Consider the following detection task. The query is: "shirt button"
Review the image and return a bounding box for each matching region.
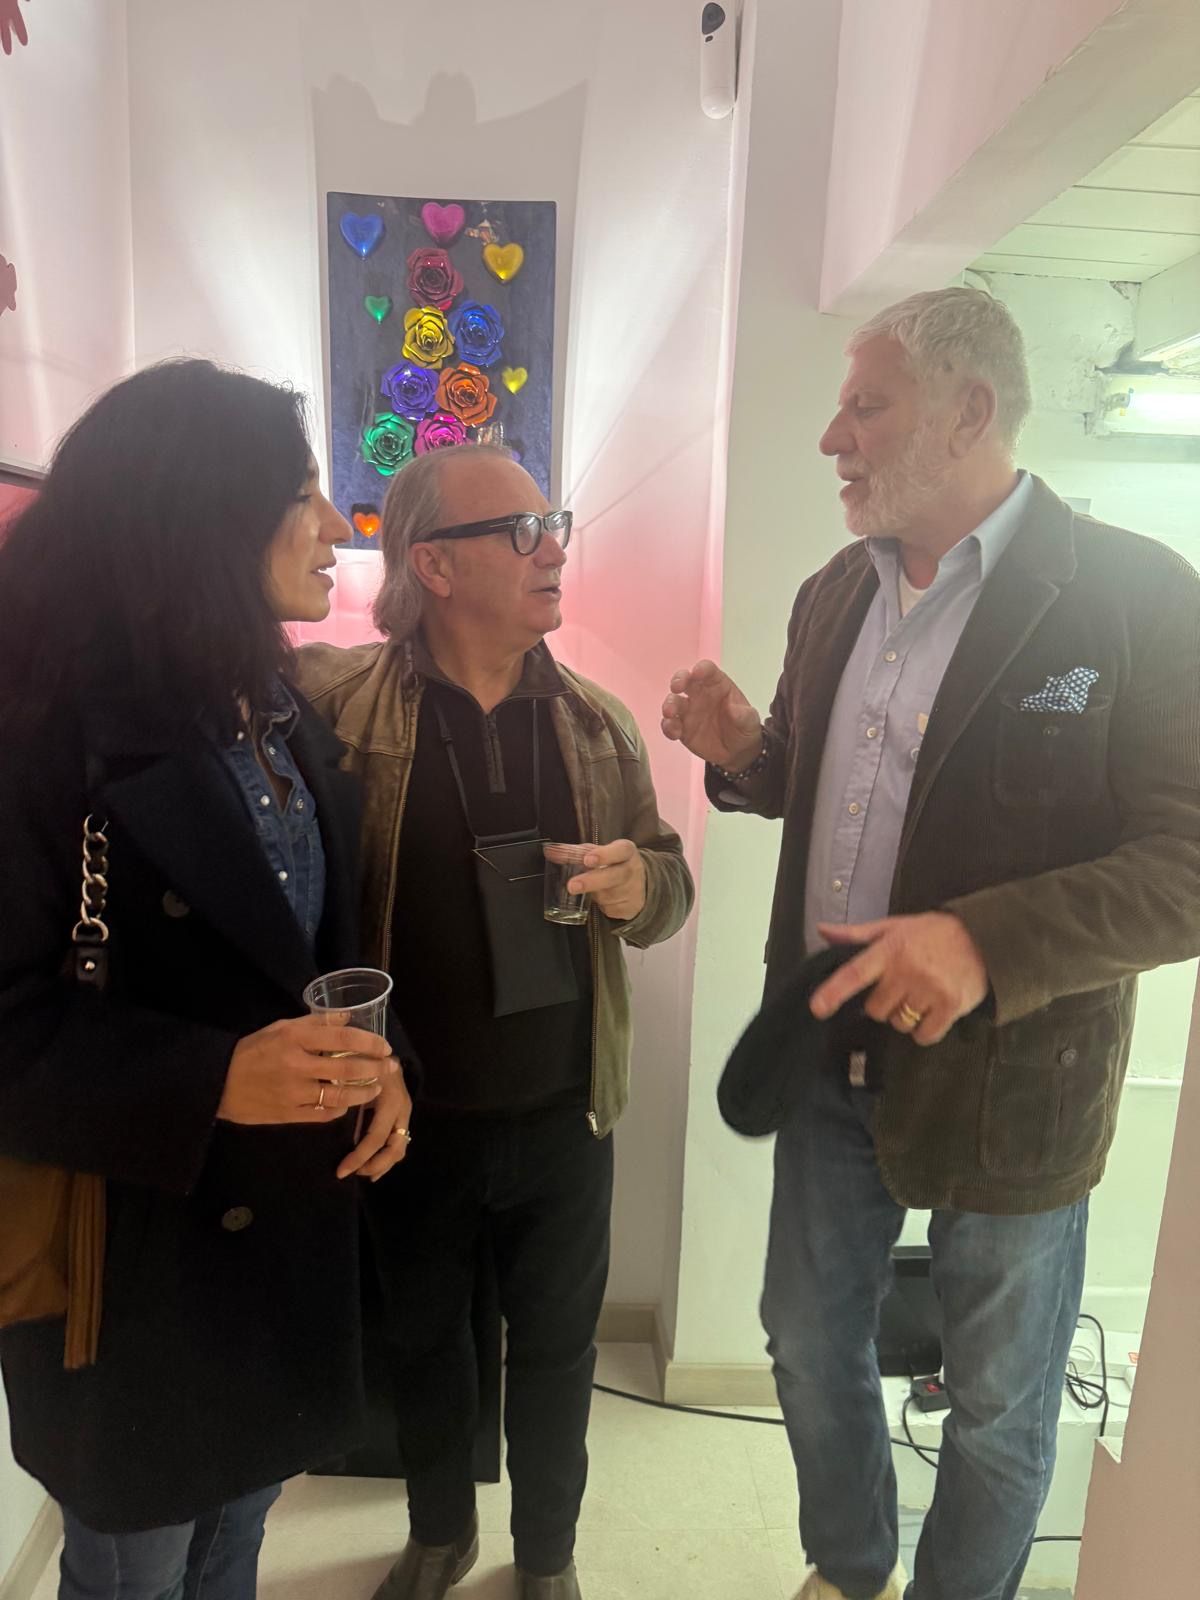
[848,802,861,816]
[267,745,277,756]
[885,651,898,663]
[866,727,879,740]
[259,795,271,807]
[236,731,246,742]
[911,748,921,763]
[832,879,844,892]
[295,798,305,811]
[221,1206,254,1233]
[1060,1047,1079,1068]
[278,870,289,883]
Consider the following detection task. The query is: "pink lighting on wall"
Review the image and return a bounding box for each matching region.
[290,549,384,648]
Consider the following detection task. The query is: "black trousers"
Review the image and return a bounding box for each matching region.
[367,1102,614,1575]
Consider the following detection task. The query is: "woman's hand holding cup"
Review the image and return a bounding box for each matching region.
[218,1015,393,1125]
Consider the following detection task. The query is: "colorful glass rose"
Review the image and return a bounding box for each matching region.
[436,363,498,428]
[415,413,468,454]
[448,300,505,369]
[402,306,455,369]
[361,411,415,476]
[380,362,440,420]
[405,247,464,312]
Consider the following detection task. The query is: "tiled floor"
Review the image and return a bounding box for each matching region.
[30,1344,1073,1599]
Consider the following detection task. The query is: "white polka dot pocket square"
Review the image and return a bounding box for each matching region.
[1020,667,1100,715]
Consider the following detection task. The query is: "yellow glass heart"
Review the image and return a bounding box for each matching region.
[501,367,528,394]
[484,242,525,283]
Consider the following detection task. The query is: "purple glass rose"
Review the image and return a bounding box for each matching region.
[381,362,440,421]
[415,413,468,453]
[448,300,505,369]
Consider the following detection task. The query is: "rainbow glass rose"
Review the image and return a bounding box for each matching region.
[448,300,505,368]
[402,306,455,369]
[405,247,464,311]
[361,411,415,476]
[436,363,498,428]
[381,362,439,420]
[415,413,468,454]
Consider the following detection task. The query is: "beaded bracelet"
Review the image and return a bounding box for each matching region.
[708,737,770,784]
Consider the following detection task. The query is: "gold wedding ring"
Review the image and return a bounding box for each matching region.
[316,1084,327,1111]
[897,1003,923,1029]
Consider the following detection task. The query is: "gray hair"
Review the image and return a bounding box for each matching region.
[372,443,512,637]
[849,286,1032,451]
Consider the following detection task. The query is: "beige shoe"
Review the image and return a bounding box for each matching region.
[795,1561,907,1600]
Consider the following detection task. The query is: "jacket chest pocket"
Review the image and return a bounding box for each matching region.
[993,692,1111,809]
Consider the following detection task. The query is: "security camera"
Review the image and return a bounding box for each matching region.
[700,2,737,120]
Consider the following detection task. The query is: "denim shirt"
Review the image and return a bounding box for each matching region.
[220,682,327,950]
[803,473,1033,953]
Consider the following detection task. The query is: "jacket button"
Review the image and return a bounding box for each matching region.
[221,1206,254,1232]
[1059,1047,1078,1068]
[162,891,190,918]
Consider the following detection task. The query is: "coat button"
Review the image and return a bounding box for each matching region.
[1059,1047,1078,1068]
[221,1206,254,1232]
[162,891,190,918]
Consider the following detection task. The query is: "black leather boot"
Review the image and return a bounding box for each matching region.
[370,1512,480,1600]
[516,1562,583,1600]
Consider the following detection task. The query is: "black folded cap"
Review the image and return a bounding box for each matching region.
[718,943,892,1137]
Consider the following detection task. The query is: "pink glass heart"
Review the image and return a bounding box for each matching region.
[421,202,466,248]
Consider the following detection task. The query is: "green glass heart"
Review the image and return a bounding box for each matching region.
[364,295,393,323]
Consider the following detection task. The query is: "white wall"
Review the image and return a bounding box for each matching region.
[0,0,133,466]
[670,0,854,1369]
[820,0,1200,316]
[0,1,134,1576]
[821,0,1125,308]
[124,0,737,1311]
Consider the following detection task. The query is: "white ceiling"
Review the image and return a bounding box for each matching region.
[974,90,1200,282]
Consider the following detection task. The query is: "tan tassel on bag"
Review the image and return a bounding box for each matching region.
[0,814,110,1368]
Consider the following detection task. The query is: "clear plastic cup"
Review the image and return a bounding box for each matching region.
[303,967,393,1086]
[543,843,591,926]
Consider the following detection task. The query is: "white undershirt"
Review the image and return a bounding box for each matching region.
[897,568,931,618]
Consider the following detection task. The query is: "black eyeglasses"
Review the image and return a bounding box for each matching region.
[426,510,573,557]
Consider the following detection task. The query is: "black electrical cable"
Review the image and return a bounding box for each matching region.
[1065,1313,1110,1439]
[594,1308,1112,1555]
[592,1382,932,1457]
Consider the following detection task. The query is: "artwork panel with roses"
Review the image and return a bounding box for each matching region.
[327,191,556,550]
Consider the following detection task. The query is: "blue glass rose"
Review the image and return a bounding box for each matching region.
[381,362,440,421]
[449,300,505,369]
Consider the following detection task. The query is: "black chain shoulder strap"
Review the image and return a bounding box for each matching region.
[70,813,110,992]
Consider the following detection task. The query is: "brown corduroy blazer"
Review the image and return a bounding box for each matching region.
[712,477,1200,1214]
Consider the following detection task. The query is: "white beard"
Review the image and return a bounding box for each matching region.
[843,422,954,539]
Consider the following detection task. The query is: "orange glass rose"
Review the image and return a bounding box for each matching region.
[436,362,498,428]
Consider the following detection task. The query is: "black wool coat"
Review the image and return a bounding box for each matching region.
[0,688,375,1531]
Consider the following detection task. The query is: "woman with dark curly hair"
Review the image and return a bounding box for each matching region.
[0,360,413,1600]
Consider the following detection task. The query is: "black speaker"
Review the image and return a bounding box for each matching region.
[876,1245,943,1378]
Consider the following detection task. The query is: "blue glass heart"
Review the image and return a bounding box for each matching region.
[340,212,385,258]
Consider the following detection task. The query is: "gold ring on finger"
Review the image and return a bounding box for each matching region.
[316,1084,327,1111]
[897,1002,923,1029]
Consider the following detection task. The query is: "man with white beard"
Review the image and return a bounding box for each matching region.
[662,287,1200,1600]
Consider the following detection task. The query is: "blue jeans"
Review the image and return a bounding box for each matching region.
[761,1061,1087,1600]
[58,1484,282,1600]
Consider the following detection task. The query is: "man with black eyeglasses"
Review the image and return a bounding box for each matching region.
[296,445,693,1600]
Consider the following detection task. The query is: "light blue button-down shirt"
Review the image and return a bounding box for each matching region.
[803,473,1032,954]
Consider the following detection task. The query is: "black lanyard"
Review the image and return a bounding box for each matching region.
[434,697,541,842]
